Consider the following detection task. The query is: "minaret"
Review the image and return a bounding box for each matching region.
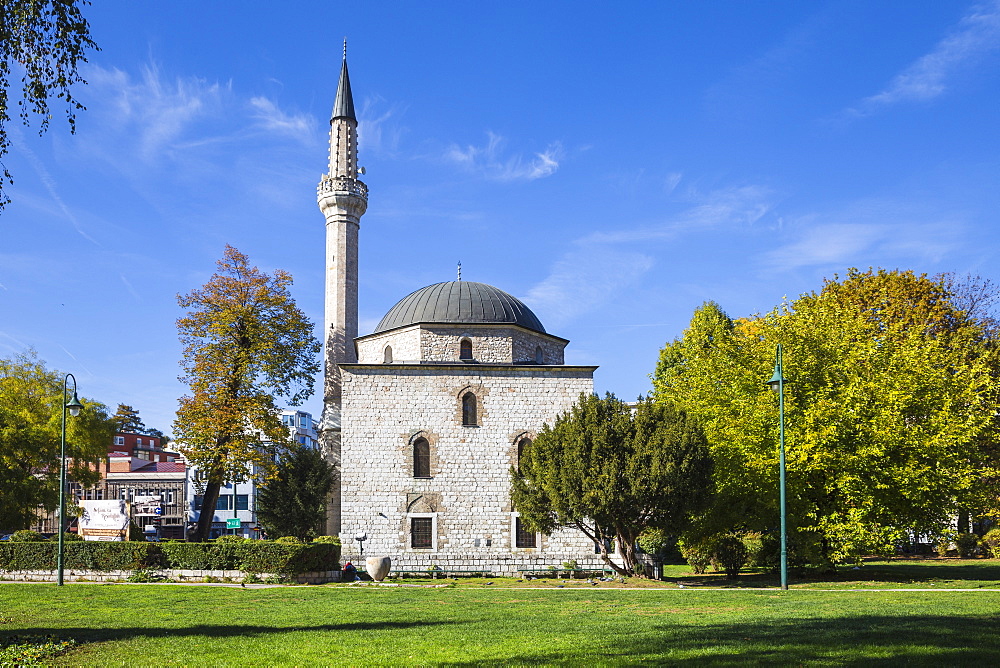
[317,42,367,536]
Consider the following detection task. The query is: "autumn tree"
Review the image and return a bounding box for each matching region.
[0,0,99,209]
[653,269,1000,565]
[256,445,334,541]
[0,350,113,530]
[511,393,713,576]
[112,404,145,434]
[174,246,321,542]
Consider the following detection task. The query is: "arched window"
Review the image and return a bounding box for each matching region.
[517,437,532,467]
[535,346,544,364]
[383,346,393,364]
[462,392,478,426]
[413,438,430,478]
[460,339,473,361]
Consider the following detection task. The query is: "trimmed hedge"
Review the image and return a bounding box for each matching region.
[0,538,340,575]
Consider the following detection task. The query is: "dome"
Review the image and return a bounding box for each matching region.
[374,281,545,334]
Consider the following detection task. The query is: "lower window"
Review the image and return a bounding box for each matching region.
[411,517,433,549]
[515,516,537,548]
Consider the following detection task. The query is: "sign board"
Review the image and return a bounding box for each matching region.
[133,495,162,515]
[80,500,129,541]
[226,517,241,529]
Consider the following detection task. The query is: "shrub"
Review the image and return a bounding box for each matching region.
[311,535,340,545]
[275,536,302,544]
[955,533,980,558]
[214,534,249,543]
[983,528,1000,558]
[679,538,713,574]
[53,532,84,542]
[935,531,954,558]
[711,533,749,579]
[0,539,340,575]
[741,532,765,567]
[9,530,45,542]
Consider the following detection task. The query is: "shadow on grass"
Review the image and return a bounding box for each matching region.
[1,620,461,645]
[443,614,1000,666]
[663,560,1000,588]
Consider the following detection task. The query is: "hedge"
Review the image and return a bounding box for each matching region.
[0,539,340,575]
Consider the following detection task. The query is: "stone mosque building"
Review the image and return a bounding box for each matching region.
[319,53,604,574]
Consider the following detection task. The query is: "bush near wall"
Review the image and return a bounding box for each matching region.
[0,542,163,571]
[0,539,340,575]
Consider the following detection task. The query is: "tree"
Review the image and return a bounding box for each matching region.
[0,350,113,530]
[173,246,321,542]
[653,269,1000,565]
[256,446,334,541]
[0,0,99,210]
[111,404,145,434]
[510,393,713,576]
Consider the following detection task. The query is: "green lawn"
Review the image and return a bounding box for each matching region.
[3,560,1000,665]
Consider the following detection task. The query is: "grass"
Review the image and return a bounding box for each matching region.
[3,560,1000,665]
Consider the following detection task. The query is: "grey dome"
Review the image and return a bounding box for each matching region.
[375,281,545,334]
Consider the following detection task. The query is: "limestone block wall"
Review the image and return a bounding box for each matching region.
[339,362,597,571]
[356,324,567,366]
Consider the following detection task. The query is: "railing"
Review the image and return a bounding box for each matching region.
[317,177,368,200]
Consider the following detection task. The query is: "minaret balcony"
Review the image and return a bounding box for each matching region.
[317,176,368,201]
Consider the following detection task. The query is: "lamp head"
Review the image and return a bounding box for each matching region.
[765,369,783,392]
[67,391,84,417]
[354,532,367,542]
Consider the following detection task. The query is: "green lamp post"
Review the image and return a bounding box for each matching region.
[764,344,788,591]
[57,374,84,586]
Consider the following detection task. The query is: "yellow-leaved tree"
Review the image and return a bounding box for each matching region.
[174,246,320,542]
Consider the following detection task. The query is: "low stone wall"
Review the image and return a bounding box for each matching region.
[0,569,344,584]
[374,553,617,577]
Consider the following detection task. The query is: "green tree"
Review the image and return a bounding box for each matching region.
[173,246,321,542]
[511,393,713,576]
[653,269,1000,565]
[0,0,99,210]
[256,446,334,541]
[111,404,145,434]
[0,350,113,530]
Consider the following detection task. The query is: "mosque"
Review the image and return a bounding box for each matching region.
[319,53,604,574]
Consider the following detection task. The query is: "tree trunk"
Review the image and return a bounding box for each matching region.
[191,478,222,542]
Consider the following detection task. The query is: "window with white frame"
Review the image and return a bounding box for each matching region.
[511,514,539,549]
[114,436,125,446]
[408,514,436,550]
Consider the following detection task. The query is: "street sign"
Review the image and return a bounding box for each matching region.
[154,507,162,515]
[226,518,241,529]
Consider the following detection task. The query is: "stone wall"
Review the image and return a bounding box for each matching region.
[339,362,597,570]
[355,324,567,365]
[0,569,344,584]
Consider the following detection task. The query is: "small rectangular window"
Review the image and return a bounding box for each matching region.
[236,495,249,511]
[114,436,125,446]
[411,517,433,549]
[515,517,536,548]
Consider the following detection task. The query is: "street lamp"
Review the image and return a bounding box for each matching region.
[57,374,84,586]
[355,531,367,560]
[764,344,788,591]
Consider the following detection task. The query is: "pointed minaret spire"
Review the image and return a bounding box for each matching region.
[331,40,356,122]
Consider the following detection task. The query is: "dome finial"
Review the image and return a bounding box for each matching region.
[457,261,462,281]
[343,37,347,61]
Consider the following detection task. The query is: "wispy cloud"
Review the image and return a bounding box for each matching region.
[10,125,99,245]
[761,208,963,272]
[526,183,772,326]
[848,1,1000,115]
[582,184,773,244]
[358,95,406,157]
[444,132,563,181]
[526,248,654,327]
[249,97,313,142]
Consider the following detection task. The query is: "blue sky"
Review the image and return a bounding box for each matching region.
[2,1,999,434]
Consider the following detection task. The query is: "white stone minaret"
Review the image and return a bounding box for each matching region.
[317,44,367,535]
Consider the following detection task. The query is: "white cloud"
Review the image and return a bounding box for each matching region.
[444,132,563,181]
[761,214,963,272]
[358,95,406,157]
[249,97,313,142]
[526,248,654,328]
[850,1,1000,115]
[582,184,773,244]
